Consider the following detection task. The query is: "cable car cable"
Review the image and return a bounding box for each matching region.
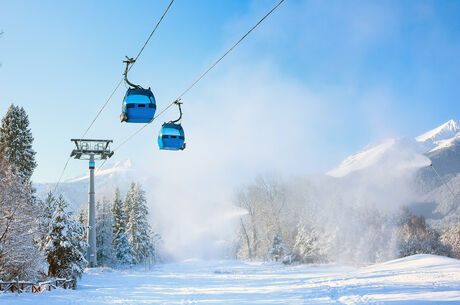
[132,0,175,64]
[52,0,175,193]
[52,156,72,194]
[80,0,175,140]
[430,163,458,201]
[96,0,286,173]
[176,0,285,102]
[80,78,124,141]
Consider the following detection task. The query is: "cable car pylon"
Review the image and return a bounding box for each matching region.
[70,139,114,267]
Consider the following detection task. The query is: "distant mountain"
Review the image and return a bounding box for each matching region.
[326,137,428,178]
[327,119,460,178]
[416,119,460,152]
[416,119,460,182]
[327,119,460,226]
[35,159,143,211]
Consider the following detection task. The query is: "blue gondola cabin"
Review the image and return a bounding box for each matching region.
[158,123,186,150]
[121,88,156,123]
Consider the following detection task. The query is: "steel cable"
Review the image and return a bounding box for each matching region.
[52,0,175,192]
[430,163,458,201]
[96,0,286,174]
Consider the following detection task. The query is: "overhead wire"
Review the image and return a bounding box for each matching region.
[95,0,286,174]
[80,0,175,141]
[95,101,174,174]
[430,163,458,201]
[132,0,175,64]
[52,156,72,194]
[52,0,175,193]
[175,0,285,101]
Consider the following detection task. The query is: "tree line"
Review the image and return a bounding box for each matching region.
[234,176,460,264]
[0,104,160,285]
[78,184,161,267]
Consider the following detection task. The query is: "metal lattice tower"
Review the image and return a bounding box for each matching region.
[70,139,114,267]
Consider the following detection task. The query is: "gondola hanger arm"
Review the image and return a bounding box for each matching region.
[169,100,183,124]
[123,56,143,89]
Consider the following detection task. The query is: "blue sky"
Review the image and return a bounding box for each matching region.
[1,0,460,184]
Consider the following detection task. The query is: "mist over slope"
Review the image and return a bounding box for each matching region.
[34,120,460,259]
[327,119,460,227]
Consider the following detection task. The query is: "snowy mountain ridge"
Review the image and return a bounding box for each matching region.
[326,138,398,177]
[416,119,460,145]
[328,119,460,177]
[35,159,140,211]
[66,159,133,183]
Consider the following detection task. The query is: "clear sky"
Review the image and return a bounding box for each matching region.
[1,0,460,184]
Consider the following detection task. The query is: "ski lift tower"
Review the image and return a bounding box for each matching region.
[70,139,114,267]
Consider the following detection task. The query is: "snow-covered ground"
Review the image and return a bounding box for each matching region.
[2,255,460,304]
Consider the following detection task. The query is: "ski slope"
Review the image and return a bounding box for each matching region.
[2,255,460,304]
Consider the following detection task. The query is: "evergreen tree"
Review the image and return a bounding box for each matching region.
[114,230,136,266]
[112,188,123,248]
[96,199,114,266]
[125,183,154,263]
[112,187,136,266]
[38,192,57,251]
[77,204,88,227]
[45,195,87,281]
[269,232,285,262]
[76,204,88,261]
[133,183,154,263]
[124,183,138,258]
[0,104,36,183]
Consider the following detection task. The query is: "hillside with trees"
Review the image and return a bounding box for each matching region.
[0,105,161,285]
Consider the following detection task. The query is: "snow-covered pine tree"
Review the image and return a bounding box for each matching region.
[45,195,87,282]
[112,187,136,266]
[0,104,37,183]
[76,204,88,261]
[270,232,286,262]
[96,198,114,266]
[127,183,154,263]
[114,231,136,266]
[0,157,43,281]
[124,182,136,246]
[77,204,88,227]
[38,192,57,251]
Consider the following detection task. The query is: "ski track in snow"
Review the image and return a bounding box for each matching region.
[2,255,460,304]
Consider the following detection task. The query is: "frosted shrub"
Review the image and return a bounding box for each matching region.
[398,214,452,257]
[441,222,460,258]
